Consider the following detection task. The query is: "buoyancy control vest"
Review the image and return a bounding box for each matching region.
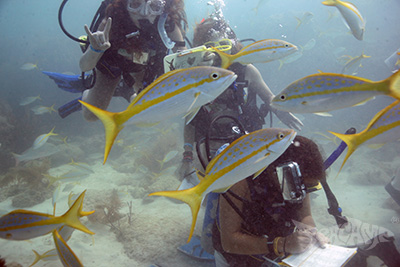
[96,14,176,90]
[190,62,266,142]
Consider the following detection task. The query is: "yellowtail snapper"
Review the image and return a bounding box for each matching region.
[149,128,296,242]
[0,190,94,240]
[79,66,237,164]
[329,100,400,175]
[271,71,400,114]
[212,39,298,69]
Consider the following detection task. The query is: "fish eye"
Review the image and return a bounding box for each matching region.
[285,44,289,47]
[210,72,219,79]
[277,132,285,139]
[279,94,287,101]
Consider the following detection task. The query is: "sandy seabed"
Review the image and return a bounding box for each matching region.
[0,127,399,267]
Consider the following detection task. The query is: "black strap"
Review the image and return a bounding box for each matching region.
[221,192,248,222]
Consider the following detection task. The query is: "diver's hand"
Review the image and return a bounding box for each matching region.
[198,51,216,66]
[313,231,330,248]
[271,107,303,131]
[284,230,313,254]
[84,17,112,52]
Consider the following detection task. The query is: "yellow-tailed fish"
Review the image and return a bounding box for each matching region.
[322,0,365,41]
[329,100,400,174]
[53,229,83,267]
[341,52,370,75]
[295,11,314,30]
[271,71,400,114]
[149,128,296,242]
[20,95,41,106]
[21,63,38,70]
[212,39,298,69]
[30,249,58,267]
[79,66,237,163]
[0,190,94,240]
[32,127,58,150]
[252,0,269,15]
[31,104,56,115]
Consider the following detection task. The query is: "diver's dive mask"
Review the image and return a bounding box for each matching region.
[276,161,306,204]
[127,0,165,16]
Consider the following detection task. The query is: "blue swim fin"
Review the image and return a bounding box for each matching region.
[42,71,88,93]
[58,97,82,119]
[177,236,215,261]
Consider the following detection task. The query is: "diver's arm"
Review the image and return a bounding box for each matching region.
[168,23,187,52]
[296,194,316,227]
[219,180,277,255]
[79,18,111,72]
[245,64,303,131]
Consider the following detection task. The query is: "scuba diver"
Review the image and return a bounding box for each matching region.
[177,17,303,187]
[214,135,329,266]
[44,0,188,119]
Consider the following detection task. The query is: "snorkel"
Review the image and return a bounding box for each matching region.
[158,13,175,49]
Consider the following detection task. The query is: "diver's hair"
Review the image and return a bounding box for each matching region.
[269,135,326,187]
[192,18,243,54]
[104,0,187,53]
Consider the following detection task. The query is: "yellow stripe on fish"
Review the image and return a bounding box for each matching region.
[149,128,296,242]
[212,39,298,69]
[322,0,365,40]
[329,100,400,175]
[79,66,237,164]
[0,190,94,240]
[53,229,83,267]
[271,71,400,114]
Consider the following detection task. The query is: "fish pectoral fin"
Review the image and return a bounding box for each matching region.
[184,107,201,125]
[313,112,333,117]
[254,152,271,164]
[352,97,375,107]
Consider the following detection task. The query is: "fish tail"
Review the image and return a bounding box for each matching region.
[78,100,125,164]
[29,250,41,267]
[61,190,95,236]
[387,70,400,100]
[328,131,359,176]
[278,60,284,70]
[149,187,202,242]
[321,0,338,6]
[295,16,301,29]
[211,47,234,69]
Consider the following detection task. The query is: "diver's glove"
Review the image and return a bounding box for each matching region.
[84,17,112,53]
[270,106,303,131]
